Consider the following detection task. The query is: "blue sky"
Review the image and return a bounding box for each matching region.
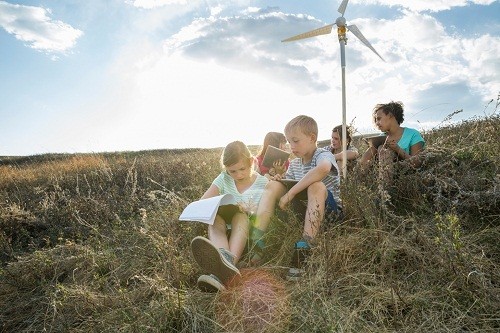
[1,0,499,156]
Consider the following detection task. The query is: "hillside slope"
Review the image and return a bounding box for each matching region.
[0,115,498,332]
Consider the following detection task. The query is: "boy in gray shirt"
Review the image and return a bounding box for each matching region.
[251,115,342,281]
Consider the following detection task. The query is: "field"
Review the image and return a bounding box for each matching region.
[1,114,499,332]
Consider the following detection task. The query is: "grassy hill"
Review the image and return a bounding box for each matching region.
[0,114,499,332]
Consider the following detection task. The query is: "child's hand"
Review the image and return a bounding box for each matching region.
[384,139,399,152]
[278,192,292,210]
[271,173,283,181]
[273,160,286,176]
[238,201,257,215]
[383,139,406,159]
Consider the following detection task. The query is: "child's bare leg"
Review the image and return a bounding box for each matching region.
[208,215,229,250]
[253,181,286,232]
[248,181,286,265]
[227,212,249,264]
[303,182,327,241]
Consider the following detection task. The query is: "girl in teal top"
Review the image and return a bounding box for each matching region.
[361,101,425,165]
[360,101,425,184]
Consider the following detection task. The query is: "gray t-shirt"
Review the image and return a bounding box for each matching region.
[285,148,341,206]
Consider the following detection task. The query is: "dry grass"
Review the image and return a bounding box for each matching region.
[1,114,499,332]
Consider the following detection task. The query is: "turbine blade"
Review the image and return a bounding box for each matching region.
[282,24,334,42]
[338,0,349,16]
[347,24,385,62]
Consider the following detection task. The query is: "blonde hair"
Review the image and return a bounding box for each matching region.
[221,141,253,168]
[284,115,318,139]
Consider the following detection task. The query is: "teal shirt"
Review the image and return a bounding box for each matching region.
[398,127,425,154]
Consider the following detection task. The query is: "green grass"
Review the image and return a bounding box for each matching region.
[0,114,499,332]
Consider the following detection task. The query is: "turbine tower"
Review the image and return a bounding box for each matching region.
[282,0,385,178]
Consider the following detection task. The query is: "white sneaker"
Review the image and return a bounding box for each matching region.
[286,267,305,282]
[197,274,226,292]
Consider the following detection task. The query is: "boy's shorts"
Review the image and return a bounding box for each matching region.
[289,189,343,224]
[325,189,343,224]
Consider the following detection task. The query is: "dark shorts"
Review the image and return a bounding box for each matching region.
[289,189,343,224]
[324,190,343,224]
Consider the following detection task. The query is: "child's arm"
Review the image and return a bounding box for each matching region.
[334,149,359,162]
[408,142,424,167]
[200,184,220,200]
[279,159,331,209]
[386,141,424,167]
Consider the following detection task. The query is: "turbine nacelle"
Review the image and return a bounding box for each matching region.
[335,16,346,27]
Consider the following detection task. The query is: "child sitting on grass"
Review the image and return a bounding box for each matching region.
[360,101,425,186]
[190,141,268,292]
[250,115,342,281]
[255,131,290,179]
[323,124,359,176]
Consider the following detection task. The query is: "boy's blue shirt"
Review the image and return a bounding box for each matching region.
[285,148,341,206]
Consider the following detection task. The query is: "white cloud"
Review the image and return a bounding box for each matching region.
[358,0,497,12]
[75,49,336,152]
[160,7,498,105]
[162,10,336,94]
[460,34,500,96]
[365,11,500,98]
[0,1,83,54]
[130,0,187,9]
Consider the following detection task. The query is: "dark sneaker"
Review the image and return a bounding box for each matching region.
[287,239,310,282]
[286,267,305,282]
[190,236,240,285]
[197,274,226,292]
[290,240,310,269]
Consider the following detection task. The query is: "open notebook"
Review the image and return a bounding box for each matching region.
[179,194,239,225]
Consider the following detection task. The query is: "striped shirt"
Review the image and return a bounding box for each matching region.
[212,171,269,214]
[285,148,341,206]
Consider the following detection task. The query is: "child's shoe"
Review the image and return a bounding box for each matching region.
[248,226,266,266]
[197,274,226,292]
[191,236,240,285]
[286,267,305,282]
[286,239,310,282]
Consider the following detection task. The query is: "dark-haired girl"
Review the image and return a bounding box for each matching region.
[360,101,425,183]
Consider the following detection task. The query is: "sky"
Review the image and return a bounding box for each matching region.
[1,0,499,156]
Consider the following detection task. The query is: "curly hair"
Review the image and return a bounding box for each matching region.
[373,101,405,125]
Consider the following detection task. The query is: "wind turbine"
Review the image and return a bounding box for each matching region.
[282,0,385,179]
